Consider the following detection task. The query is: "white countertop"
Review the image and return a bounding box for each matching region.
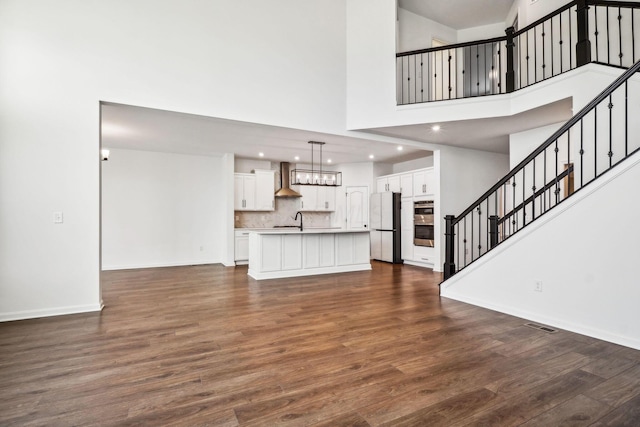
[246,228,369,235]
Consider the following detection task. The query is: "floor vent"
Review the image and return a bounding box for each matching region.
[524,323,557,333]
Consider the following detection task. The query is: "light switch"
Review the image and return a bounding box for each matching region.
[53,211,63,224]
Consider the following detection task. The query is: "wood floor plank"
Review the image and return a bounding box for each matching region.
[0,263,639,426]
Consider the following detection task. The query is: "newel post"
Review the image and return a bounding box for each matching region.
[576,0,592,66]
[444,215,456,280]
[505,26,516,93]
[489,215,499,249]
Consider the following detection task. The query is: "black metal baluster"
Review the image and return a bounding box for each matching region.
[625,80,628,156]
[455,222,459,272]
[580,118,584,188]
[618,7,623,67]
[471,209,474,261]
[544,148,547,213]
[567,131,571,198]
[401,57,405,105]
[633,9,636,64]
[441,50,444,100]
[527,31,530,86]
[609,94,613,168]
[420,54,424,102]
[551,16,554,76]
[448,49,452,100]
[522,169,526,225]
[456,49,459,99]
[463,217,467,268]
[491,43,496,94]
[413,55,418,104]
[560,12,564,72]
[553,139,560,206]
[535,26,538,82]
[476,46,480,96]
[595,6,600,62]
[607,6,611,65]
[478,204,483,258]
[532,158,536,220]
[594,108,598,177]
[542,22,547,80]
[512,179,516,232]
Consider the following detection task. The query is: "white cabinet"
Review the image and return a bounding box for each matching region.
[401,199,414,261]
[282,235,302,270]
[377,173,414,197]
[234,174,256,210]
[413,245,435,266]
[234,230,251,263]
[400,173,413,197]
[377,175,401,193]
[234,170,275,211]
[413,168,434,196]
[304,234,335,268]
[298,185,336,211]
[254,169,275,211]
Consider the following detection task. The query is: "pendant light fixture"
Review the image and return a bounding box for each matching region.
[290,141,342,187]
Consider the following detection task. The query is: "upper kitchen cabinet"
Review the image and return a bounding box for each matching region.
[400,173,413,197]
[234,170,275,211]
[376,175,400,193]
[254,169,276,211]
[234,174,256,210]
[298,185,336,211]
[413,168,435,197]
[376,172,414,197]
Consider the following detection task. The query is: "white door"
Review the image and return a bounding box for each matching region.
[380,192,393,230]
[347,186,369,230]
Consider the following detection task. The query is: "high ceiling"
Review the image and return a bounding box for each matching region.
[398,0,515,30]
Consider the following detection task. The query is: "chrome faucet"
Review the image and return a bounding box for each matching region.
[294,211,303,231]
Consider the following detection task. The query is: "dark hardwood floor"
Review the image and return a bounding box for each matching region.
[1,262,640,426]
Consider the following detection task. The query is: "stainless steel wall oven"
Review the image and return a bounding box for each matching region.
[414,200,434,247]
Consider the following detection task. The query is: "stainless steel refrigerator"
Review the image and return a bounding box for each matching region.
[370,192,402,263]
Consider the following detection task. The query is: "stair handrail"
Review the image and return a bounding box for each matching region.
[444,58,640,279]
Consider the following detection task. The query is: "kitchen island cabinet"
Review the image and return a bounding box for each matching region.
[248,229,370,280]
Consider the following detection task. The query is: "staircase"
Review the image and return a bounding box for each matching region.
[443,58,640,280]
[423,2,640,349]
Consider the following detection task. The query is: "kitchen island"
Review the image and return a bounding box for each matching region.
[248,229,371,280]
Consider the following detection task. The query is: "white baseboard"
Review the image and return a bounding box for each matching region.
[0,303,104,323]
[102,260,220,271]
[441,292,640,351]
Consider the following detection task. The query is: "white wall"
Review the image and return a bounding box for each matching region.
[457,23,506,43]
[509,122,564,168]
[437,146,510,271]
[441,150,640,350]
[392,155,434,173]
[0,0,348,320]
[102,149,224,270]
[396,8,457,52]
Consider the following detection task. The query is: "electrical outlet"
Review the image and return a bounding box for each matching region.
[199,246,204,252]
[534,280,543,292]
[53,211,63,224]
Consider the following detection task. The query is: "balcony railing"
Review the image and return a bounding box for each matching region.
[397,0,640,105]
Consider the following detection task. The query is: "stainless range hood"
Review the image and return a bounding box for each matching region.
[274,162,302,198]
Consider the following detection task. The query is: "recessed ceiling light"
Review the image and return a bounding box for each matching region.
[327,159,332,163]
[258,152,264,157]
[432,125,441,132]
[294,156,300,161]
[369,154,374,159]
[397,146,403,151]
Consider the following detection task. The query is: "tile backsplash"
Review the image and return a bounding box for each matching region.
[235,198,333,228]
